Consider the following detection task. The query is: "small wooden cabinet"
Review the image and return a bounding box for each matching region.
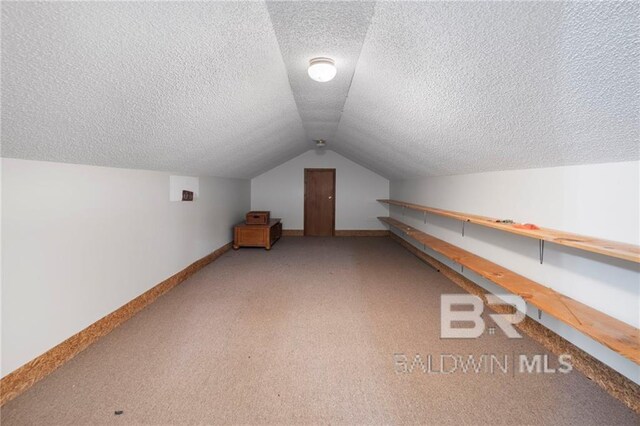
[233,218,282,250]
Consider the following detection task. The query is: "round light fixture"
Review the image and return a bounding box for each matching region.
[308,57,336,82]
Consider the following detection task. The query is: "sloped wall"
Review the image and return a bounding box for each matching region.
[1,158,250,377]
[389,160,640,384]
[251,150,389,231]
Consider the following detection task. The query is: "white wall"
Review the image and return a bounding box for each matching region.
[1,158,250,377]
[390,160,640,384]
[251,150,389,230]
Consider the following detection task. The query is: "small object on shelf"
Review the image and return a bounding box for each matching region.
[246,211,270,225]
[495,219,514,224]
[514,223,540,230]
[234,218,282,250]
[182,190,194,201]
[377,198,640,263]
[377,215,640,364]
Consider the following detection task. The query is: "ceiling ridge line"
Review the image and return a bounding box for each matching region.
[332,0,379,144]
[263,0,307,140]
[267,0,378,149]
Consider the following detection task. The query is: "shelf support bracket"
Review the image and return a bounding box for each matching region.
[538,309,542,320]
[539,240,545,264]
[424,211,427,224]
[461,264,464,273]
[462,221,465,237]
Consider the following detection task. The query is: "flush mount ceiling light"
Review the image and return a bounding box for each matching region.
[314,139,326,148]
[308,57,336,82]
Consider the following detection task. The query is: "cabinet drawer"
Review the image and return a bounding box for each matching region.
[235,227,268,247]
[233,218,282,250]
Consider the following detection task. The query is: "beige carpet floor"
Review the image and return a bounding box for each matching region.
[1,237,638,425]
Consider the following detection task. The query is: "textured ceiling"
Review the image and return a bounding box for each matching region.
[267,1,374,144]
[2,1,638,180]
[1,1,306,179]
[335,1,639,179]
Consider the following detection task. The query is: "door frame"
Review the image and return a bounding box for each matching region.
[304,168,336,236]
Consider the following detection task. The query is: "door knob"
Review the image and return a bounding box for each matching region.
[329,196,333,199]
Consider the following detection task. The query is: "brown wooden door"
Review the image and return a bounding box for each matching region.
[304,168,335,236]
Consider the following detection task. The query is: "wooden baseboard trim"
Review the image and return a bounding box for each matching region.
[283,229,390,237]
[389,233,640,414]
[0,242,233,407]
[335,230,390,237]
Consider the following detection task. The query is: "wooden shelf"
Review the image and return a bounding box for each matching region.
[378,199,640,264]
[379,216,640,364]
